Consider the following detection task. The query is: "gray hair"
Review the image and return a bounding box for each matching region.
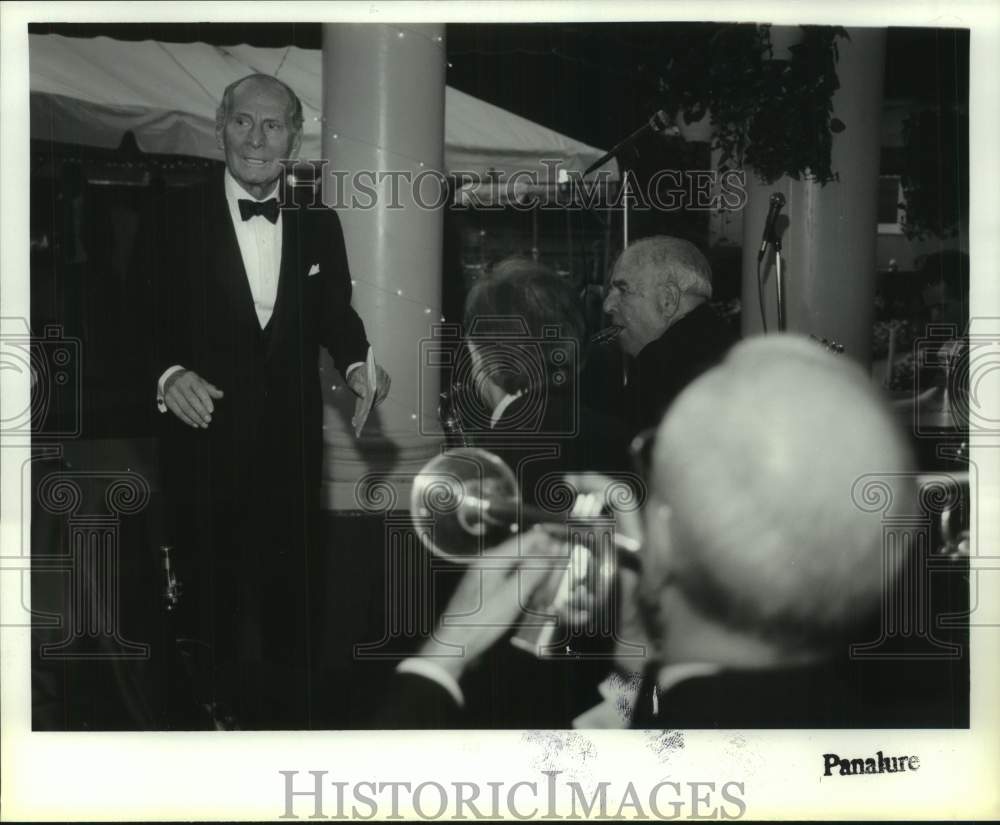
[615,236,713,300]
[216,73,304,134]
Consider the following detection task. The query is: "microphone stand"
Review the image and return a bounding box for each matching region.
[575,111,674,388]
[622,174,631,248]
[581,110,674,252]
[759,194,788,333]
[774,233,787,332]
[582,110,670,179]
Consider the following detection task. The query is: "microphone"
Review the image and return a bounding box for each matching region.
[647,109,674,135]
[757,192,786,263]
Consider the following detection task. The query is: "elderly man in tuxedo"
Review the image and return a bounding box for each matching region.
[151,73,388,728]
[376,336,935,728]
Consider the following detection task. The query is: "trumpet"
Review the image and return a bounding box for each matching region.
[410,448,640,561]
[410,448,641,656]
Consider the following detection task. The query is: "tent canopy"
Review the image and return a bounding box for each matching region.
[29,34,617,195]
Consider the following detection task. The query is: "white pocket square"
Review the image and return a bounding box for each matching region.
[308,263,321,276]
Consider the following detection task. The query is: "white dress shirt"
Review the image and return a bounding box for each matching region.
[223,169,283,329]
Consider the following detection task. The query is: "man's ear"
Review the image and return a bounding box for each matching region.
[639,501,676,586]
[648,502,673,551]
[289,129,303,160]
[658,282,681,320]
[466,340,483,370]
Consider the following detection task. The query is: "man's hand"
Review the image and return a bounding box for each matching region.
[163,369,224,429]
[562,472,644,543]
[562,472,652,674]
[416,528,569,682]
[347,362,391,408]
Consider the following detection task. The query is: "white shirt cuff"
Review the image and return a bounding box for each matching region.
[395,658,465,708]
[156,365,185,413]
[490,389,524,429]
[344,361,364,382]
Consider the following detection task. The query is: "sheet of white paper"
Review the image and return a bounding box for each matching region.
[351,346,377,437]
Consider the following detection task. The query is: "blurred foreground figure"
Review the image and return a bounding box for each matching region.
[378,336,932,728]
[612,335,917,726]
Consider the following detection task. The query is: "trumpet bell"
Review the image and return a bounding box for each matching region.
[409,446,642,658]
[410,448,519,561]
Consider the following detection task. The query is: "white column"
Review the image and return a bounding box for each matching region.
[320,24,447,510]
[741,28,886,369]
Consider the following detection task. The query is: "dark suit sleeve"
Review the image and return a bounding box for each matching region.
[371,672,467,729]
[318,207,369,375]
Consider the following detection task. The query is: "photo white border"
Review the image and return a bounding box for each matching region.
[2,1,998,820]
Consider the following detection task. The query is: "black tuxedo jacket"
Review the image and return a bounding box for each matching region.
[147,173,369,716]
[629,657,967,728]
[374,656,966,730]
[151,173,368,502]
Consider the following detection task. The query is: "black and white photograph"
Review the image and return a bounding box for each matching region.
[2,1,998,821]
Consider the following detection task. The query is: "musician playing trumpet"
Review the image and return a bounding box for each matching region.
[419,257,627,727]
[380,337,939,730]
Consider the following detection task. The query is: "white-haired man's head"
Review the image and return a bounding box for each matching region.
[603,236,713,356]
[637,335,916,667]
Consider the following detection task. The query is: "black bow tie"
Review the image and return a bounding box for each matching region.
[238,198,280,224]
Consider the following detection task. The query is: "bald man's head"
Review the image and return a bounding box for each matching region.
[642,336,916,654]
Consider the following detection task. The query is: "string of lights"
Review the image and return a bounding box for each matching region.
[317,128,441,176]
[393,26,447,54]
[348,275,447,324]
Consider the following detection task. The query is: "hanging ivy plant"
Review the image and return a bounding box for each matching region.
[658,24,849,185]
